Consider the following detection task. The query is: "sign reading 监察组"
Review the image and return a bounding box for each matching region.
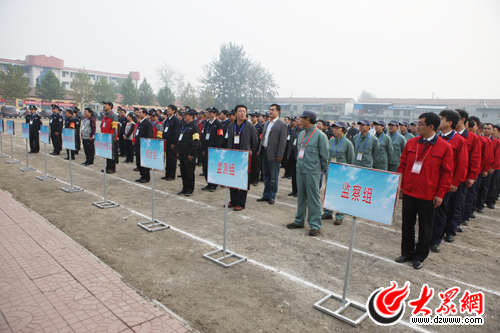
[95,133,113,159]
[207,148,250,191]
[140,138,164,170]
[62,128,75,150]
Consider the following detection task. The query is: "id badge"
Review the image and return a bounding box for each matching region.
[164,126,169,133]
[135,129,139,136]
[331,157,336,162]
[412,161,423,174]
[287,135,290,141]
[30,121,33,125]
[103,121,106,127]
[205,133,210,140]
[298,148,305,159]
[178,133,184,141]
[357,153,363,161]
[225,132,228,139]
[50,119,53,124]
[234,135,240,144]
[293,138,297,145]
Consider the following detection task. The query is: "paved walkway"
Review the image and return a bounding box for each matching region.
[0,190,191,333]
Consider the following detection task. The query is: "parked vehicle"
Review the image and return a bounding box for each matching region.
[0,106,20,118]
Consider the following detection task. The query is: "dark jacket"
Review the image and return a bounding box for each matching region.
[26,113,42,132]
[163,115,181,144]
[201,118,224,149]
[347,127,359,142]
[221,119,231,148]
[227,120,259,157]
[177,120,200,156]
[135,118,154,148]
[258,118,288,161]
[49,112,63,132]
[286,126,299,158]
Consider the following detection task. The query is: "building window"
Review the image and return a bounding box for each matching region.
[70,72,76,78]
[24,67,29,74]
[63,82,69,88]
[393,110,400,116]
[88,74,95,80]
[293,105,298,111]
[62,71,69,78]
[482,111,488,118]
[404,110,411,116]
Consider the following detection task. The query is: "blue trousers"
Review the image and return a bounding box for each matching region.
[261,148,281,200]
[476,173,492,210]
[463,179,478,222]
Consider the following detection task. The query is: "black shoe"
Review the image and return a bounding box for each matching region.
[413,261,423,269]
[257,197,269,202]
[476,207,484,213]
[166,177,174,181]
[287,223,304,229]
[288,176,292,179]
[86,163,93,166]
[461,220,469,226]
[185,191,192,197]
[281,175,288,178]
[309,229,320,236]
[161,176,168,180]
[259,178,264,182]
[395,255,411,263]
[470,212,476,218]
[201,185,210,191]
[431,244,440,253]
[64,157,70,160]
[49,152,60,155]
[28,151,35,154]
[209,187,216,192]
[133,168,140,171]
[456,225,463,233]
[199,173,205,176]
[269,199,275,205]
[177,190,186,195]
[444,234,455,242]
[106,170,115,174]
[487,205,495,209]
[135,178,143,182]
[139,179,149,183]
[288,191,296,196]
[252,181,259,186]
[82,161,88,165]
[177,175,182,178]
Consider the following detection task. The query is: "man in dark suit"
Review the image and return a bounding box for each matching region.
[134,108,154,183]
[250,111,262,186]
[226,105,259,211]
[257,104,288,205]
[161,105,181,181]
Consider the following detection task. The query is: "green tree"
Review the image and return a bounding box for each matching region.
[120,75,138,106]
[138,78,155,106]
[201,42,278,110]
[0,64,31,100]
[198,88,215,108]
[69,69,94,109]
[357,90,376,102]
[35,70,66,101]
[180,83,198,108]
[93,77,116,104]
[156,85,176,107]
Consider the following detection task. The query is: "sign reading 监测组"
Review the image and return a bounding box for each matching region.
[40,126,50,144]
[62,128,75,150]
[95,133,113,159]
[323,162,401,225]
[140,138,164,170]
[22,123,30,139]
[207,148,250,191]
[6,120,14,135]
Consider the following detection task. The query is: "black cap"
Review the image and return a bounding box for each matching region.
[148,109,157,116]
[163,109,169,114]
[297,110,317,121]
[388,120,399,126]
[51,104,60,110]
[65,109,74,115]
[357,118,370,125]
[399,121,409,127]
[290,116,297,121]
[250,111,260,117]
[207,107,219,114]
[221,110,229,115]
[199,111,205,115]
[117,106,125,111]
[228,110,235,116]
[373,120,386,127]
[29,105,37,110]
[333,120,347,129]
[410,120,418,126]
[133,107,139,111]
[102,101,114,108]
[265,111,270,117]
[74,107,80,112]
[183,108,197,116]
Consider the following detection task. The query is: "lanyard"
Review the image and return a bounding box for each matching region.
[404,132,409,139]
[443,132,456,142]
[378,133,385,143]
[234,121,245,136]
[357,133,370,153]
[391,133,398,143]
[330,136,345,157]
[415,141,433,162]
[266,121,275,134]
[166,116,173,127]
[300,127,317,148]
[223,119,229,126]
[181,125,189,134]
[206,120,214,134]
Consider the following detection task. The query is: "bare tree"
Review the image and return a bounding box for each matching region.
[357,90,376,102]
[156,62,185,98]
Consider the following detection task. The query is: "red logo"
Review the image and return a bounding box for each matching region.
[367,281,410,325]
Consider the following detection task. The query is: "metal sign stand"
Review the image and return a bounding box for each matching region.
[313,217,368,326]
[6,134,19,164]
[0,132,8,158]
[20,139,35,172]
[93,157,119,208]
[203,187,247,268]
[138,171,170,232]
[36,143,55,181]
[61,149,83,193]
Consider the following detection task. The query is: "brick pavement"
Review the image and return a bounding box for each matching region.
[0,190,191,333]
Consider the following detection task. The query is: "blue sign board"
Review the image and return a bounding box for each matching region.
[207,148,250,191]
[95,133,113,159]
[40,126,50,144]
[0,119,3,133]
[323,163,401,225]
[140,138,164,170]
[6,120,14,135]
[22,123,30,139]
[62,128,76,150]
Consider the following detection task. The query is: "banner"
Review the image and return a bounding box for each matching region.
[22,123,30,139]
[62,128,76,150]
[40,125,50,144]
[140,138,164,170]
[0,119,3,132]
[95,133,113,159]
[207,148,250,191]
[6,120,14,135]
[23,100,75,107]
[323,163,401,225]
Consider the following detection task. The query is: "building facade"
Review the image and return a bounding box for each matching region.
[265,98,355,121]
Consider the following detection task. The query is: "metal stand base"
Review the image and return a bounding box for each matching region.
[6,159,20,164]
[20,166,36,172]
[0,153,8,158]
[61,186,84,193]
[36,174,56,181]
[313,294,368,327]
[92,200,119,209]
[137,220,170,232]
[203,249,247,268]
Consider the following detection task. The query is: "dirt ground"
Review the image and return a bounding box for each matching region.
[1,118,499,333]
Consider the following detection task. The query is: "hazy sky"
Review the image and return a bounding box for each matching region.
[1,0,499,100]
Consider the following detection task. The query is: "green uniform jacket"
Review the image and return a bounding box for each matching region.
[352,133,380,168]
[402,131,414,140]
[296,126,329,174]
[373,132,393,170]
[328,135,355,164]
[388,132,406,166]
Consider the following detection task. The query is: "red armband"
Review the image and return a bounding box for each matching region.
[217,129,223,136]
[259,133,262,140]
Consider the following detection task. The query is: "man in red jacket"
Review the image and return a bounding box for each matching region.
[475,123,495,213]
[396,113,453,269]
[431,110,468,252]
[485,125,500,208]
